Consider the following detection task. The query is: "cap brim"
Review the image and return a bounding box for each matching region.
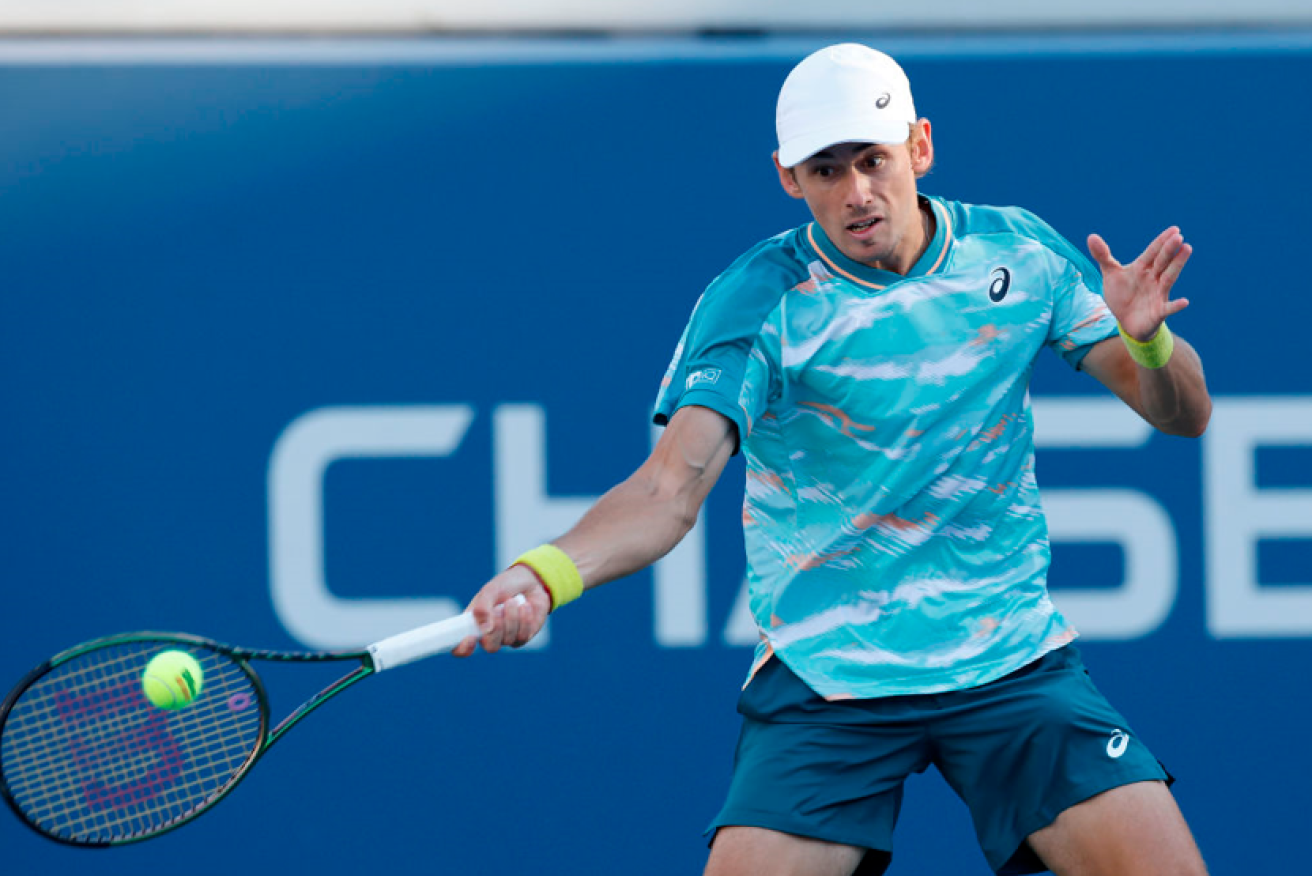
[777,120,911,168]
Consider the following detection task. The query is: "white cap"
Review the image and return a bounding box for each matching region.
[776,44,917,169]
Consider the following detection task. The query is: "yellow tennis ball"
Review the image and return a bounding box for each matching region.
[142,650,204,710]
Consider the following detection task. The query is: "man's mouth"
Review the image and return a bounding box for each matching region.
[847,216,880,234]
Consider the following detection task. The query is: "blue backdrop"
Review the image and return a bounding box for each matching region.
[2,34,1310,875]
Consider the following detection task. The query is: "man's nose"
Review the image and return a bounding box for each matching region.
[845,169,875,209]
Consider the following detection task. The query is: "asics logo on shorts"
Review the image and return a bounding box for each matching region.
[1106,729,1130,759]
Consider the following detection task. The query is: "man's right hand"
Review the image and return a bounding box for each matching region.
[451,564,552,656]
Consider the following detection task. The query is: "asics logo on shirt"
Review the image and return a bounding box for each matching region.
[1106,729,1130,759]
[687,368,722,390]
[988,267,1012,302]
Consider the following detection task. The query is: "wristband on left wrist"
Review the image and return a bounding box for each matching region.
[1118,322,1174,369]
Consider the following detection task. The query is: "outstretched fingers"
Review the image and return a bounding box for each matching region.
[1149,227,1181,272]
[1162,294,1191,319]
[1157,238,1193,293]
[1093,225,1193,297]
[1087,233,1119,271]
[1141,225,1180,271]
[1089,225,1195,339]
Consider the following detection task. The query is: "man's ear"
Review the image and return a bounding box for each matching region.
[773,151,805,200]
[910,119,934,178]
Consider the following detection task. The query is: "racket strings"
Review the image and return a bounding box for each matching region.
[1,642,263,843]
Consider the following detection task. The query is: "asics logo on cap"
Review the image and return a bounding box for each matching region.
[876,92,891,109]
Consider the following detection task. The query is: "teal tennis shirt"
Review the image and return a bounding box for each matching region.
[653,195,1120,700]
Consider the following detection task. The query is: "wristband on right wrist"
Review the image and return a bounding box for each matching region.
[512,544,583,612]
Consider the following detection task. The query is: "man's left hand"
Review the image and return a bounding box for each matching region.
[1088,226,1193,341]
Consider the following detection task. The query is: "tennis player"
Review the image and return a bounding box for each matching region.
[456,44,1211,876]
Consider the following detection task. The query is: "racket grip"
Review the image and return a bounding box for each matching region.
[367,594,526,672]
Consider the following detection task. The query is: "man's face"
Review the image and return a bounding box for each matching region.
[775,121,934,274]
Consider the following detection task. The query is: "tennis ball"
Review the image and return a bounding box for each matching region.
[142,650,204,710]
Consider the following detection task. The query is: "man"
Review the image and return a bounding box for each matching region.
[454,44,1211,876]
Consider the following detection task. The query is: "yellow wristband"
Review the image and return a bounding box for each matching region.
[513,544,584,612]
[1118,323,1175,369]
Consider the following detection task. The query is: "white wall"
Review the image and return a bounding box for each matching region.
[1,0,1310,33]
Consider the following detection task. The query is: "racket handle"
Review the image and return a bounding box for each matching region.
[367,594,526,672]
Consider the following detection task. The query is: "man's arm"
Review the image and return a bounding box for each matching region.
[452,404,738,655]
[1079,226,1212,437]
[1080,332,1211,437]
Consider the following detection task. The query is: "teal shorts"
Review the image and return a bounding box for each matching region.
[707,645,1171,875]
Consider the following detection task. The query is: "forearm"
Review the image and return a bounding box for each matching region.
[554,471,702,591]
[1081,331,1212,438]
[1132,333,1211,437]
[458,405,734,653]
[1085,224,1211,436]
[553,403,736,592]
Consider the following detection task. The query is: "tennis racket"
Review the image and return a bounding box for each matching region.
[0,597,517,847]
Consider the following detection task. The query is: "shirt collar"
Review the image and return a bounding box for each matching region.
[805,194,953,291]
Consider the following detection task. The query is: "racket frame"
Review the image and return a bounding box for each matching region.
[1,603,490,846]
[0,632,373,847]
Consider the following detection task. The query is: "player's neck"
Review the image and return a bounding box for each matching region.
[907,197,936,273]
[868,197,935,276]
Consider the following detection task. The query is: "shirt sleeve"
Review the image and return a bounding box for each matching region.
[1034,220,1120,370]
[652,233,805,450]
